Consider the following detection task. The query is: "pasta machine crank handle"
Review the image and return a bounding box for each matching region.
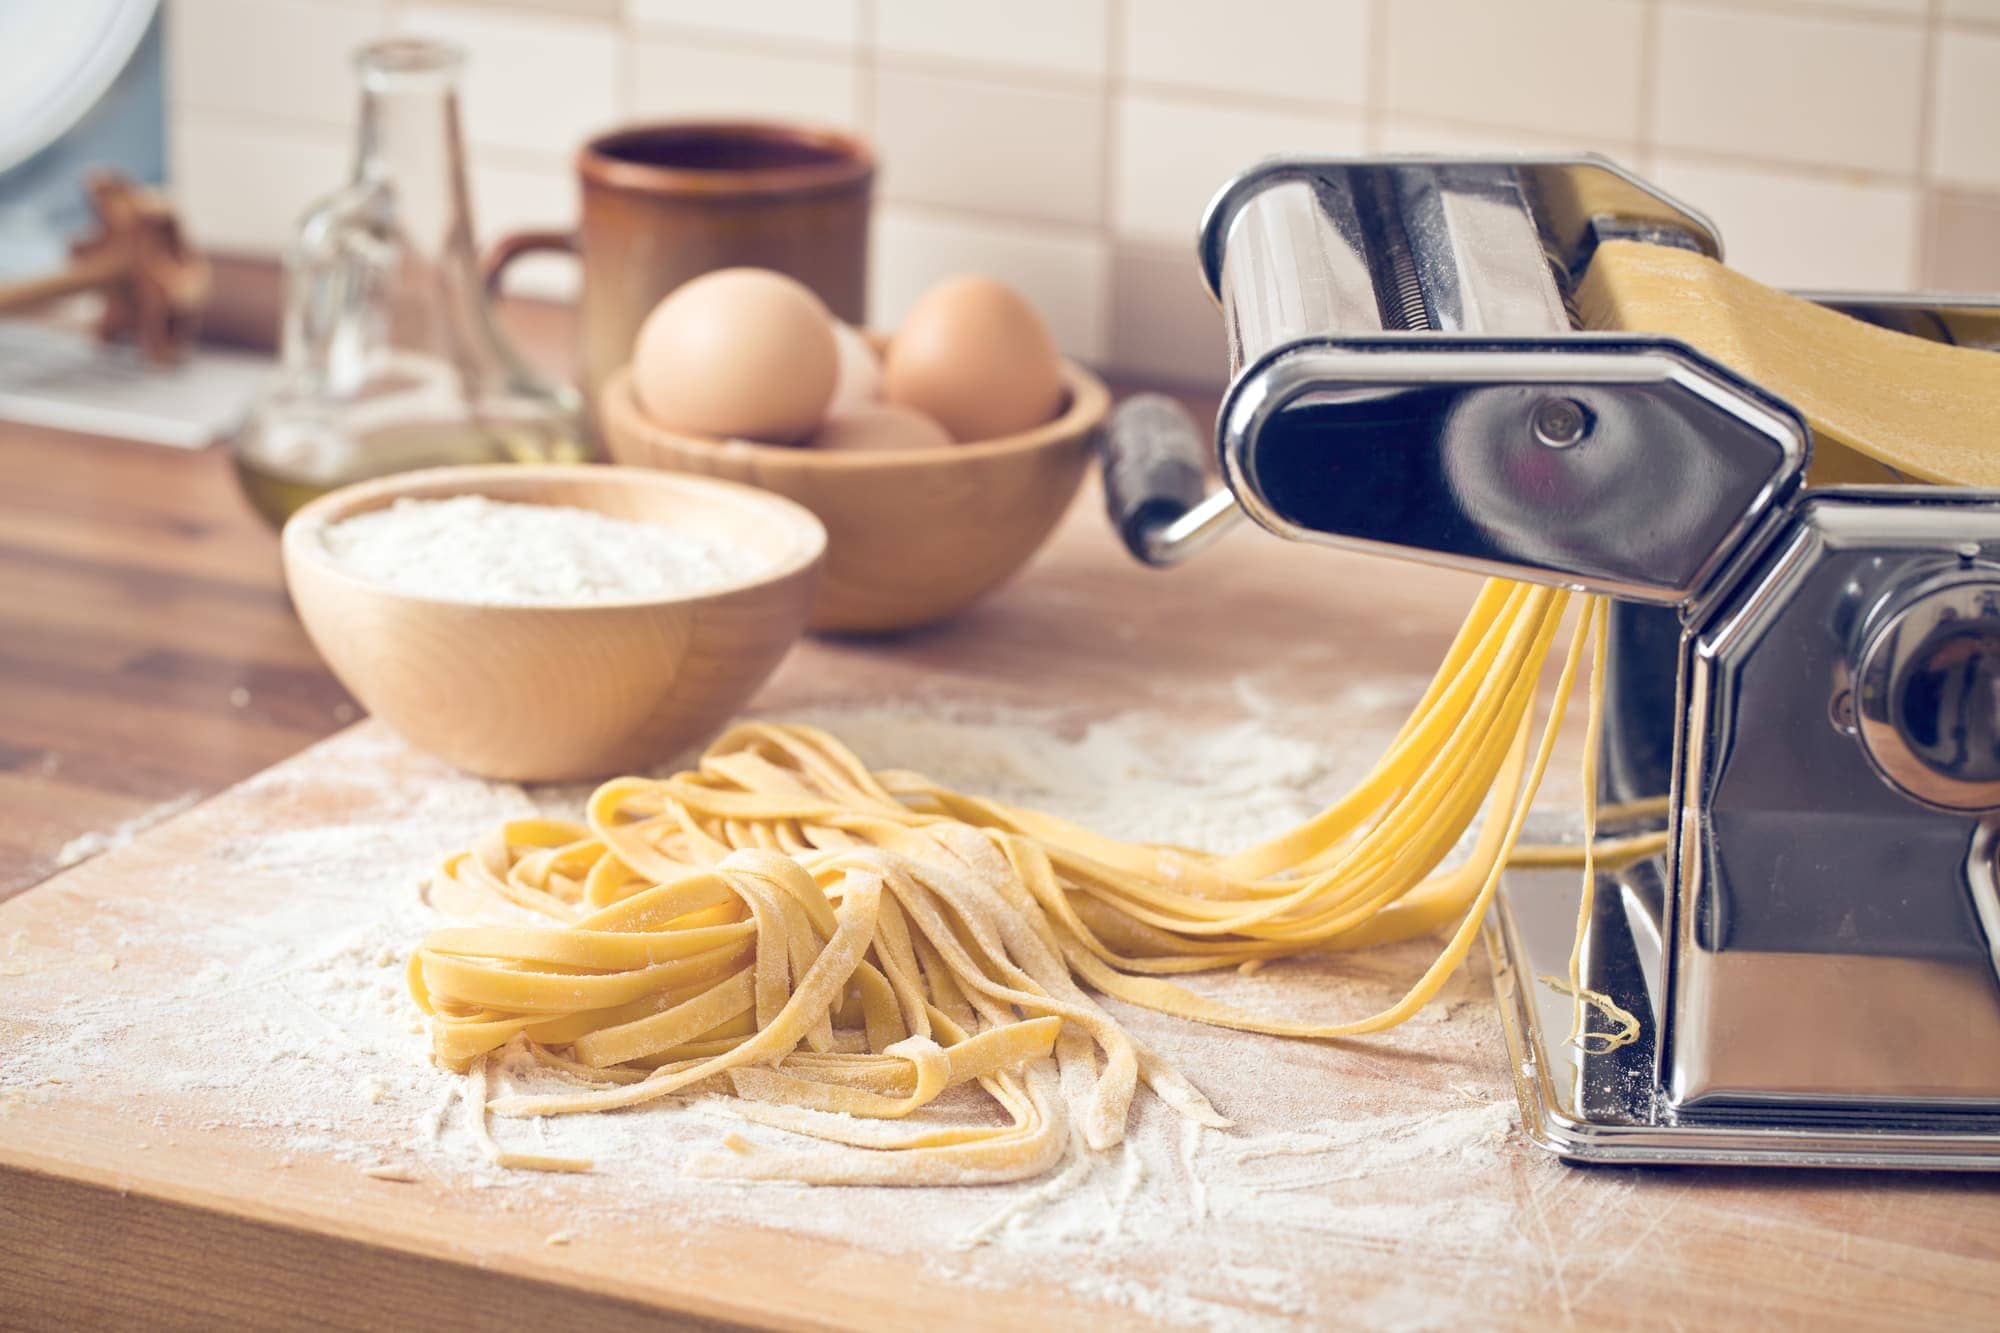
[1099,392,1241,567]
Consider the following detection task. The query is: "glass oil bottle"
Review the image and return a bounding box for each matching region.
[233,39,586,525]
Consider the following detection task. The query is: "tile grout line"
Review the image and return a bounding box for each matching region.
[1364,0,1390,153]
[1099,0,1126,370]
[1619,142,1930,190]
[184,0,1996,304]
[878,199,1106,247]
[855,0,878,153]
[858,47,1110,95]
[1658,0,1945,27]
[167,97,1934,224]
[613,2,636,124]
[620,1,2000,59]
[172,112,1936,241]
[409,3,1981,191]
[1912,0,1944,286]
[1122,75,1368,124]
[622,19,858,64]
[171,102,360,144]
[1636,0,1662,175]
[613,19,1368,117]
[1941,11,2000,32]
[627,19,1104,91]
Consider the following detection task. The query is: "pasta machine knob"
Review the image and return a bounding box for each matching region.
[1853,569,2000,813]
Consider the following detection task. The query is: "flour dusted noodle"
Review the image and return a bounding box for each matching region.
[409,581,1607,1183]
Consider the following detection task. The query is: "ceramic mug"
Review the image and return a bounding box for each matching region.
[483,120,874,409]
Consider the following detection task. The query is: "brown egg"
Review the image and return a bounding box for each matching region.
[631,268,838,444]
[812,403,954,452]
[883,276,1065,442]
[826,322,883,417]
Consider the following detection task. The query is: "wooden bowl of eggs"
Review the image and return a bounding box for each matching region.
[600,268,1109,633]
[282,464,825,782]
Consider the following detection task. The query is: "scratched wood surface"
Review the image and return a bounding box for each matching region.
[0,288,571,898]
[4,456,2000,1327]
[0,425,354,898]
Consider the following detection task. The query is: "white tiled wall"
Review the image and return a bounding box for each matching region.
[169,113,352,253]
[171,0,391,126]
[628,40,861,128]
[1123,0,1372,106]
[1113,96,1365,244]
[401,6,621,156]
[1382,0,1649,143]
[1650,155,1922,289]
[1652,6,1926,173]
[875,0,1108,77]
[1930,29,2000,188]
[165,0,2000,388]
[873,69,1105,226]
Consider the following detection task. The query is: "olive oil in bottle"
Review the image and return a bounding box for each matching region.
[232,39,585,528]
[233,412,587,526]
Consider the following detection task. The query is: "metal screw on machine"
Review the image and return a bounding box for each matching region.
[1531,396,1590,448]
[1854,568,2000,812]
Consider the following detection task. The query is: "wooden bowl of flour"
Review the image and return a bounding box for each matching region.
[599,351,1109,634]
[282,464,825,782]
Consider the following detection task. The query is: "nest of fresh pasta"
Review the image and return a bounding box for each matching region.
[412,584,1630,1184]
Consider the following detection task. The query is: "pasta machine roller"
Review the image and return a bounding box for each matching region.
[1103,154,2000,1169]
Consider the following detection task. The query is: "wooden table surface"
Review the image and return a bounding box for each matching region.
[0,422,354,899]
[7,389,2000,1331]
[0,287,580,898]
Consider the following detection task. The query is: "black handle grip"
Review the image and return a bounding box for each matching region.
[1101,393,1208,565]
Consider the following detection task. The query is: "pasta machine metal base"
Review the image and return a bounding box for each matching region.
[1490,854,2000,1169]
[1101,153,2000,1171]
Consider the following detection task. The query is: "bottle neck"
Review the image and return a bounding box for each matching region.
[353,67,473,267]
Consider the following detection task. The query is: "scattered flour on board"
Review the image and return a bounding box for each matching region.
[53,791,199,869]
[0,696,1570,1330]
[318,494,769,604]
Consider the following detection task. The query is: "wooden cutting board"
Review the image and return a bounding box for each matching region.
[4,493,1998,1330]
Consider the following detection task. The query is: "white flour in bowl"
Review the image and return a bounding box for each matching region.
[318,494,767,604]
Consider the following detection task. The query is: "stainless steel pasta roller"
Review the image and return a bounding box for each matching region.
[1102,154,2000,1169]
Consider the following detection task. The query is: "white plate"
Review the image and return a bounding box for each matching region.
[0,0,159,176]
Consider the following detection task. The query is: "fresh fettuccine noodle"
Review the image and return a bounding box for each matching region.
[411,580,1615,1184]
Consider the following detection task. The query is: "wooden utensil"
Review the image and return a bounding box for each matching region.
[281,464,825,781]
[599,350,1109,634]
[0,172,210,362]
[482,121,874,412]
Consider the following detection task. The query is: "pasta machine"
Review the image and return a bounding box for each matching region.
[1103,154,2000,1169]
